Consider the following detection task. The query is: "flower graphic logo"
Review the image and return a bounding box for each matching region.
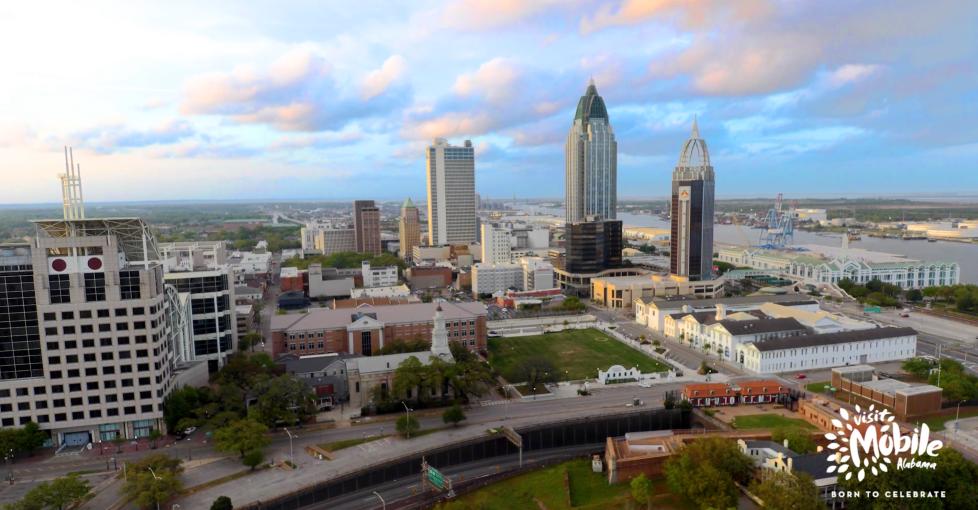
[824,404,896,482]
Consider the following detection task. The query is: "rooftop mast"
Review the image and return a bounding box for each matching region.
[59,146,86,220]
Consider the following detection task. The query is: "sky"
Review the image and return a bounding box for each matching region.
[2,0,977,204]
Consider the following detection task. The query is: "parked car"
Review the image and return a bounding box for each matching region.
[795,373,807,380]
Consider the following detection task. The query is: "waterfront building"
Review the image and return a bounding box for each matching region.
[670,118,715,281]
[398,198,421,261]
[565,79,617,223]
[426,138,477,246]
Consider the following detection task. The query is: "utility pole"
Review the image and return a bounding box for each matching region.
[284,428,296,467]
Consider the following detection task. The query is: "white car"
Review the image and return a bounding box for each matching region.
[183,426,197,436]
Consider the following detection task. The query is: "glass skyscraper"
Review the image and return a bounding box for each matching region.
[670,118,715,281]
[565,79,617,223]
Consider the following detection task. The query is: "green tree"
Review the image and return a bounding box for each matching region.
[210,496,234,510]
[214,419,270,459]
[771,427,816,454]
[391,356,434,403]
[16,422,47,455]
[442,404,466,427]
[242,449,264,471]
[514,356,557,390]
[630,473,652,510]
[396,414,420,438]
[678,400,693,412]
[906,288,923,302]
[749,471,822,510]
[148,429,162,449]
[902,357,935,379]
[122,454,183,510]
[249,374,316,427]
[4,474,91,510]
[840,449,978,510]
[559,296,585,312]
[664,437,753,510]
[240,331,263,352]
[163,385,205,432]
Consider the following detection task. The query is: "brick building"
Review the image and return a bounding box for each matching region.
[830,365,942,421]
[270,301,486,357]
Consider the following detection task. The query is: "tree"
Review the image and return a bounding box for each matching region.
[663,396,676,409]
[840,449,978,510]
[678,400,693,412]
[749,471,822,510]
[249,374,316,427]
[442,404,466,427]
[514,356,558,390]
[630,473,652,510]
[163,385,205,432]
[664,437,753,510]
[242,449,264,471]
[16,422,47,455]
[122,454,183,510]
[148,429,162,449]
[241,331,263,352]
[391,356,432,403]
[210,496,234,510]
[906,288,923,302]
[396,414,420,438]
[4,474,91,510]
[559,296,585,312]
[902,357,934,379]
[771,427,816,454]
[214,419,270,459]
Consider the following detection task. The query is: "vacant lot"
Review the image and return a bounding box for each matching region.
[488,328,669,382]
[732,414,817,430]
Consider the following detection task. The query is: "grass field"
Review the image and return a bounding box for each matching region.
[805,381,830,393]
[923,408,978,431]
[732,414,817,430]
[319,434,388,452]
[488,328,669,382]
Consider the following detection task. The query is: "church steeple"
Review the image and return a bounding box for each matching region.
[430,303,451,357]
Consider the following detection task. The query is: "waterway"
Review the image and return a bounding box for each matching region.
[519,205,978,283]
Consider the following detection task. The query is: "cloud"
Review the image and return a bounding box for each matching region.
[269,130,365,150]
[827,64,883,87]
[361,55,408,100]
[439,0,572,31]
[181,45,406,131]
[70,120,196,153]
[452,58,521,103]
[580,0,774,34]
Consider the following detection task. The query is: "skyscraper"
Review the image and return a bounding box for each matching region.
[398,198,421,261]
[565,79,617,223]
[353,200,381,255]
[670,118,715,281]
[426,138,476,246]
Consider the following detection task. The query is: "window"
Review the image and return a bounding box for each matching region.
[83,273,106,302]
[43,312,56,321]
[46,342,58,350]
[61,311,74,320]
[82,339,94,348]
[80,325,93,333]
[49,274,71,303]
[97,309,109,318]
[79,310,91,319]
[86,382,99,390]
[100,338,112,347]
[119,271,141,300]
[115,308,128,316]
[68,383,81,392]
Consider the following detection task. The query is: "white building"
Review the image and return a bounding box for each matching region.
[717,245,959,290]
[228,250,272,282]
[520,257,556,291]
[481,223,512,265]
[792,209,828,222]
[307,264,356,299]
[635,294,819,333]
[472,263,523,296]
[350,284,414,299]
[361,261,398,288]
[738,327,917,374]
[426,138,477,245]
[316,228,356,256]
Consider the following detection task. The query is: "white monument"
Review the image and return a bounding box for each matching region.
[430,303,452,357]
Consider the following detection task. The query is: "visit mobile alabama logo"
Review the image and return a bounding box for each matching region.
[824,405,943,481]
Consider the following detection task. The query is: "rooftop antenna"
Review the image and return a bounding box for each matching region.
[60,146,86,220]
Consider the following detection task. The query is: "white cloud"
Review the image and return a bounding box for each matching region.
[361,55,408,100]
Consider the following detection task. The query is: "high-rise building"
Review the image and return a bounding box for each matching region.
[0,152,194,446]
[564,217,623,274]
[480,223,511,265]
[159,242,237,372]
[353,200,381,255]
[565,79,617,223]
[670,118,715,281]
[426,138,476,246]
[398,198,421,261]
[315,228,356,256]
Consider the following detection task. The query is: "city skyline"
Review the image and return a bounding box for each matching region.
[2,1,977,204]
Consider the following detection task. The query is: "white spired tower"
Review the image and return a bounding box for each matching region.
[430,303,452,357]
[59,146,85,220]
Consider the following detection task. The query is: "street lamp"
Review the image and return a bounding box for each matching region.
[401,402,413,438]
[284,428,296,467]
[4,448,13,485]
[372,491,386,510]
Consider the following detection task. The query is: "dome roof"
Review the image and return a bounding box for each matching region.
[573,78,609,123]
[677,117,711,168]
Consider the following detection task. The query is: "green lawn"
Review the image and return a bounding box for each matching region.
[319,434,388,452]
[435,459,643,510]
[923,408,978,431]
[732,414,817,430]
[512,384,552,396]
[805,381,831,393]
[488,328,669,382]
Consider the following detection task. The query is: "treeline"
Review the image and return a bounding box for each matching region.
[923,284,978,314]
[903,357,978,401]
[282,251,405,271]
[838,278,903,307]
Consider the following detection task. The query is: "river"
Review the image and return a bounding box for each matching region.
[519,205,978,284]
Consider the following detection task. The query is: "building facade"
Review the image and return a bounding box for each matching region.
[564,218,622,273]
[353,200,381,255]
[426,138,477,246]
[591,273,723,309]
[481,223,511,265]
[738,327,917,374]
[670,119,715,281]
[471,263,523,296]
[315,228,356,256]
[361,261,398,288]
[398,198,421,261]
[565,79,616,223]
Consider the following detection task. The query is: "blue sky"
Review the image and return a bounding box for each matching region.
[1,0,977,204]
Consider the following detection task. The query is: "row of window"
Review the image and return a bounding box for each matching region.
[43,306,149,321]
[47,271,145,304]
[1,404,156,427]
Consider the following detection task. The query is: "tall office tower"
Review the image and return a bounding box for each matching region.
[480,223,511,265]
[353,200,381,255]
[426,138,477,246]
[670,118,715,281]
[159,242,237,372]
[398,198,421,261]
[564,217,623,273]
[565,79,617,223]
[0,152,187,446]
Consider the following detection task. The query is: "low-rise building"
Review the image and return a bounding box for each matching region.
[361,261,398,288]
[830,365,942,420]
[307,263,356,299]
[278,353,358,410]
[406,265,453,289]
[681,383,737,406]
[635,294,818,333]
[350,284,413,299]
[520,257,556,291]
[236,304,255,337]
[738,327,917,374]
[315,228,356,256]
[681,380,787,406]
[270,301,487,357]
[472,263,523,296]
[592,273,723,309]
[280,266,303,292]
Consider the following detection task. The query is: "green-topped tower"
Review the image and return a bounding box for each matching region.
[399,196,421,261]
[565,78,617,223]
